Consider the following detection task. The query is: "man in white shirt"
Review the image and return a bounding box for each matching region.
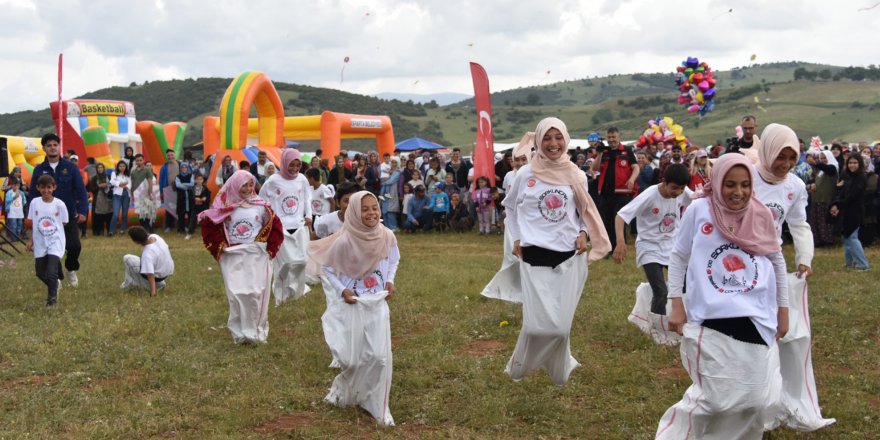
[121,226,175,296]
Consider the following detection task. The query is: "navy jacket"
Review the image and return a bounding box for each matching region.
[29,158,89,219]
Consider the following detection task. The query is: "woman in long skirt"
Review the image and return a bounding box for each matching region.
[503,117,610,385]
[199,170,283,344]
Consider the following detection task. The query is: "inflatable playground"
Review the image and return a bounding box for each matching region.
[2,71,396,225]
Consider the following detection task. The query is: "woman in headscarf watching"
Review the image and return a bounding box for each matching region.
[658,154,789,439]
[258,149,313,306]
[199,170,283,344]
[808,150,838,246]
[175,162,195,235]
[831,153,869,270]
[309,191,398,426]
[214,155,236,187]
[751,123,834,432]
[503,118,611,385]
[327,155,352,188]
[87,162,113,236]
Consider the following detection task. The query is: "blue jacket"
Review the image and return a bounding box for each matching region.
[406,195,431,223]
[29,158,89,219]
[429,192,449,213]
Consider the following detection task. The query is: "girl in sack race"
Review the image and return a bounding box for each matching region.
[198,170,283,345]
[503,117,611,385]
[656,154,789,440]
[308,191,399,426]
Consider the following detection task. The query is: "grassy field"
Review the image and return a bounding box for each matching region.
[0,231,877,439]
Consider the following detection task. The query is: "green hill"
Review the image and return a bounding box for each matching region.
[2,62,879,154]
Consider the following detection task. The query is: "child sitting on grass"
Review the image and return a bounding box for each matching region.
[26,174,68,308]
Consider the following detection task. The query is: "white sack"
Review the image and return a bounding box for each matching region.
[656,324,773,440]
[480,227,522,304]
[220,242,272,344]
[272,227,312,306]
[505,253,586,385]
[764,273,835,431]
[627,282,680,346]
[322,280,394,426]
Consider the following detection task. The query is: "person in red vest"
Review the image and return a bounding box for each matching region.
[590,126,639,252]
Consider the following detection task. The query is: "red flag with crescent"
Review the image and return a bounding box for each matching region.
[469,62,495,189]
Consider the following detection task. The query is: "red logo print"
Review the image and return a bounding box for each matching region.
[543,193,563,210]
[722,254,746,272]
[235,223,250,235]
[363,276,378,289]
[661,216,674,228]
[276,189,281,195]
[41,220,53,228]
[652,207,660,215]
[701,222,714,235]
[527,178,537,188]
[285,199,296,209]
[787,192,794,201]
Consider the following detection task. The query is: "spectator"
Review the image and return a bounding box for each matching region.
[404,185,432,232]
[159,150,180,232]
[445,147,472,189]
[249,150,269,184]
[87,163,113,236]
[188,173,211,240]
[809,151,838,246]
[131,155,156,233]
[328,155,353,188]
[175,162,195,235]
[425,157,446,193]
[830,154,869,270]
[447,192,472,232]
[473,176,492,235]
[364,151,382,196]
[591,126,639,252]
[429,182,450,232]
[379,158,401,231]
[3,176,26,239]
[109,160,132,236]
[215,155,236,186]
[688,149,711,191]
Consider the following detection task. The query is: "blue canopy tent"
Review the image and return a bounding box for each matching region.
[395,137,445,152]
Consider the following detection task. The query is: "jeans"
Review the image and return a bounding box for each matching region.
[6,218,23,238]
[404,211,433,232]
[110,192,131,234]
[383,211,398,230]
[843,228,869,269]
[35,254,61,305]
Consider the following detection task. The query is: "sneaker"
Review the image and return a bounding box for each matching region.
[164,227,171,233]
[185,234,192,240]
[853,266,869,272]
[67,270,79,287]
[46,301,57,308]
[157,281,167,290]
[57,279,62,295]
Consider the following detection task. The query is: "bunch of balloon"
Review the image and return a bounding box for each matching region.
[634,116,689,151]
[675,57,716,116]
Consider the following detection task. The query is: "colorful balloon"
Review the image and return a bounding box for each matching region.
[674,56,717,116]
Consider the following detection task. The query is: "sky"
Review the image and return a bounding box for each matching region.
[0,0,878,114]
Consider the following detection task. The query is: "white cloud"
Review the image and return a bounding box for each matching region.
[0,0,877,114]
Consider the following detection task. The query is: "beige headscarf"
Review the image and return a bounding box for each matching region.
[530,117,611,262]
[754,123,799,184]
[514,132,535,162]
[307,191,398,280]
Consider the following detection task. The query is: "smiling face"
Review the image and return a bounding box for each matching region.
[38,183,56,200]
[771,147,799,178]
[287,159,301,175]
[360,195,381,228]
[540,128,566,161]
[722,165,751,210]
[239,180,255,199]
[847,157,861,174]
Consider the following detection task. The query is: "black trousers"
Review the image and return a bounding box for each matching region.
[35,255,61,304]
[62,221,81,272]
[643,262,668,315]
[599,193,632,251]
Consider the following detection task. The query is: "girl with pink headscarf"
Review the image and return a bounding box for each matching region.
[198,170,283,344]
[258,148,314,305]
[751,124,835,432]
[657,154,789,439]
[502,118,610,385]
[309,191,399,426]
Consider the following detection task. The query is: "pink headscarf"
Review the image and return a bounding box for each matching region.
[530,117,610,262]
[704,154,780,256]
[278,148,302,180]
[307,191,398,280]
[198,170,269,224]
[755,123,799,184]
[514,132,534,163]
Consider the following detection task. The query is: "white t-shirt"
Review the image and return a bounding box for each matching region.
[110,172,132,196]
[380,162,392,180]
[323,245,400,297]
[670,198,780,346]
[258,173,312,230]
[752,170,808,245]
[310,184,334,216]
[314,211,344,238]
[27,197,69,258]
[6,190,25,219]
[503,164,588,253]
[616,184,693,267]
[140,234,175,278]
[502,169,517,194]
[225,204,267,245]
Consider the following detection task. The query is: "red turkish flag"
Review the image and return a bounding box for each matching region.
[470,62,495,189]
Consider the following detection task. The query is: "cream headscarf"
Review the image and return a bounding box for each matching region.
[514,132,535,162]
[307,191,398,280]
[530,117,610,262]
[755,123,799,184]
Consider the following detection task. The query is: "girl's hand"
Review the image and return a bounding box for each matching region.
[342,289,358,304]
[667,298,687,335]
[575,231,588,255]
[385,282,396,300]
[776,307,789,340]
[796,264,813,279]
[512,240,522,258]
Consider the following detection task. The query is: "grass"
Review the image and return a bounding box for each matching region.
[0,231,878,439]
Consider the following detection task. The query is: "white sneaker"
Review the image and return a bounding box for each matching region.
[185,234,192,240]
[57,279,62,294]
[67,270,78,287]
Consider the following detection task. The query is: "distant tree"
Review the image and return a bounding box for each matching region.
[591,108,615,125]
[129,81,137,87]
[818,69,832,80]
[525,93,541,106]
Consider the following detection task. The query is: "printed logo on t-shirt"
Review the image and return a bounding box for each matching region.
[765,202,785,222]
[37,216,59,237]
[701,222,714,235]
[706,243,759,294]
[537,189,568,223]
[659,213,677,233]
[229,219,256,241]
[527,178,537,188]
[651,207,660,216]
[352,269,385,295]
[312,199,323,212]
[787,192,794,201]
[281,195,299,215]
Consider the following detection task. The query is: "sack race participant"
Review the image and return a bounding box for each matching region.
[199,171,283,344]
[613,164,692,346]
[309,191,399,426]
[657,154,789,440]
[503,118,610,385]
[482,132,534,304]
[258,149,313,306]
[751,124,835,432]
[121,226,174,296]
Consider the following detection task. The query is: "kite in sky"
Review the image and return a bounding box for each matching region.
[340,56,350,83]
[712,8,733,20]
[857,2,880,11]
